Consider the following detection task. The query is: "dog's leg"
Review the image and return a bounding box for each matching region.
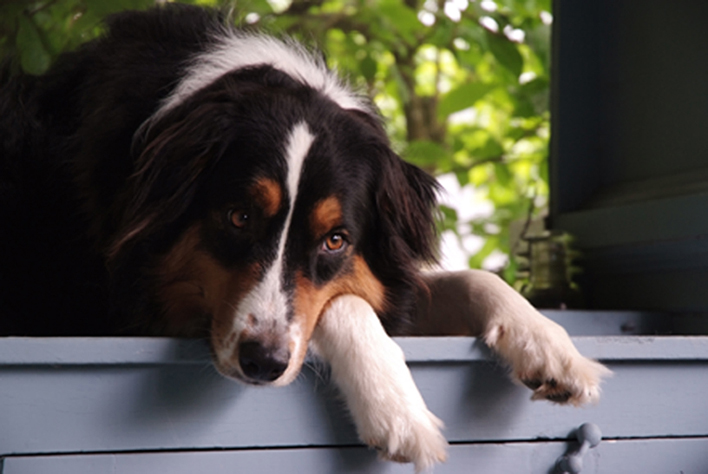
[413,270,611,406]
[311,295,447,472]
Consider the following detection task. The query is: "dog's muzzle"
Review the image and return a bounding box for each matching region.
[237,339,290,383]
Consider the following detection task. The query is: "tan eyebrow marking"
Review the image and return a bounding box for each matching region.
[250,177,282,217]
[310,196,343,240]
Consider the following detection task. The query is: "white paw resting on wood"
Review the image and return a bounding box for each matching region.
[312,295,447,472]
[484,310,612,406]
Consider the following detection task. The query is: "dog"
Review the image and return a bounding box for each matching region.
[0,4,610,470]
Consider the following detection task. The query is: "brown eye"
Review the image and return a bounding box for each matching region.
[323,233,347,252]
[229,209,249,228]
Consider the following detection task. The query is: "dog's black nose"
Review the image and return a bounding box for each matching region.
[238,341,289,382]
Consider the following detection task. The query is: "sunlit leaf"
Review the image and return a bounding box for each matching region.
[486,30,523,77]
[469,164,490,186]
[439,82,496,118]
[404,140,449,167]
[377,0,420,45]
[477,137,504,159]
[494,162,512,186]
[359,54,377,82]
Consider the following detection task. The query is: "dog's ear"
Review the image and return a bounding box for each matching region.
[108,103,229,260]
[373,152,439,269]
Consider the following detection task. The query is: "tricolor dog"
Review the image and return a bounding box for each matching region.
[0,5,609,470]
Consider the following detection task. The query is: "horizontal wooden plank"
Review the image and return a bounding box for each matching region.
[1,334,707,366]
[1,335,707,456]
[3,438,707,474]
[0,444,568,474]
[1,310,698,367]
[396,336,708,362]
[0,337,212,366]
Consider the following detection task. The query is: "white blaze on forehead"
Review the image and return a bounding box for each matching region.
[283,122,313,211]
[274,121,313,274]
[230,122,314,341]
[151,32,371,123]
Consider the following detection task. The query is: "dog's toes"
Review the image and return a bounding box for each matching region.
[521,378,543,390]
[365,410,447,472]
[485,315,612,406]
[531,382,588,405]
[535,385,572,404]
[546,391,572,403]
[521,356,612,406]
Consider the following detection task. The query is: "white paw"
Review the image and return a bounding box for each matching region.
[485,313,612,406]
[338,329,448,471]
[357,397,447,472]
[312,295,447,472]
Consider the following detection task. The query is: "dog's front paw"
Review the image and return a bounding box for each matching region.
[313,295,447,472]
[485,315,611,406]
[359,401,447,472]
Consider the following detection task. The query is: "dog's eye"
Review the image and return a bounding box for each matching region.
[323,233,347,253]
[228,209,249,229]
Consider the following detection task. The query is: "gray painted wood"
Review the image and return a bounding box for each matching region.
[2,333,707,365]
[1,335,707,458]
[3,438,707,473]
[0,337,211,366]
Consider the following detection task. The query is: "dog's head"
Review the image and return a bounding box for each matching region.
[107,37,438,386]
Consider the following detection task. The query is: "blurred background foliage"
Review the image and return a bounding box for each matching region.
[0,0,552,285]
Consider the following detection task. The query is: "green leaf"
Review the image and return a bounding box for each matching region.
[16,15,51,75]
[438,205,459,234]
[469,164,490,186]
[427,21,455,48]
[513,96,536,117]
[486,30,523,77]
[519,76,549,95]
[359,54,377,82]
[403,140,448,167]
[489,181,517,204]
[377,0,420,45]
[494,162,513,186]
[438,82,495,118]
[477,137,504,159]
[457,168,471,186]
[85,0,153,17]
[539,156,549,182]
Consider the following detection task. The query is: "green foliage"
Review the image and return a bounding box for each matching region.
[438,81,496,118]
[0,0,552,283]
[1,1,156,74]
[16,14,51,75]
